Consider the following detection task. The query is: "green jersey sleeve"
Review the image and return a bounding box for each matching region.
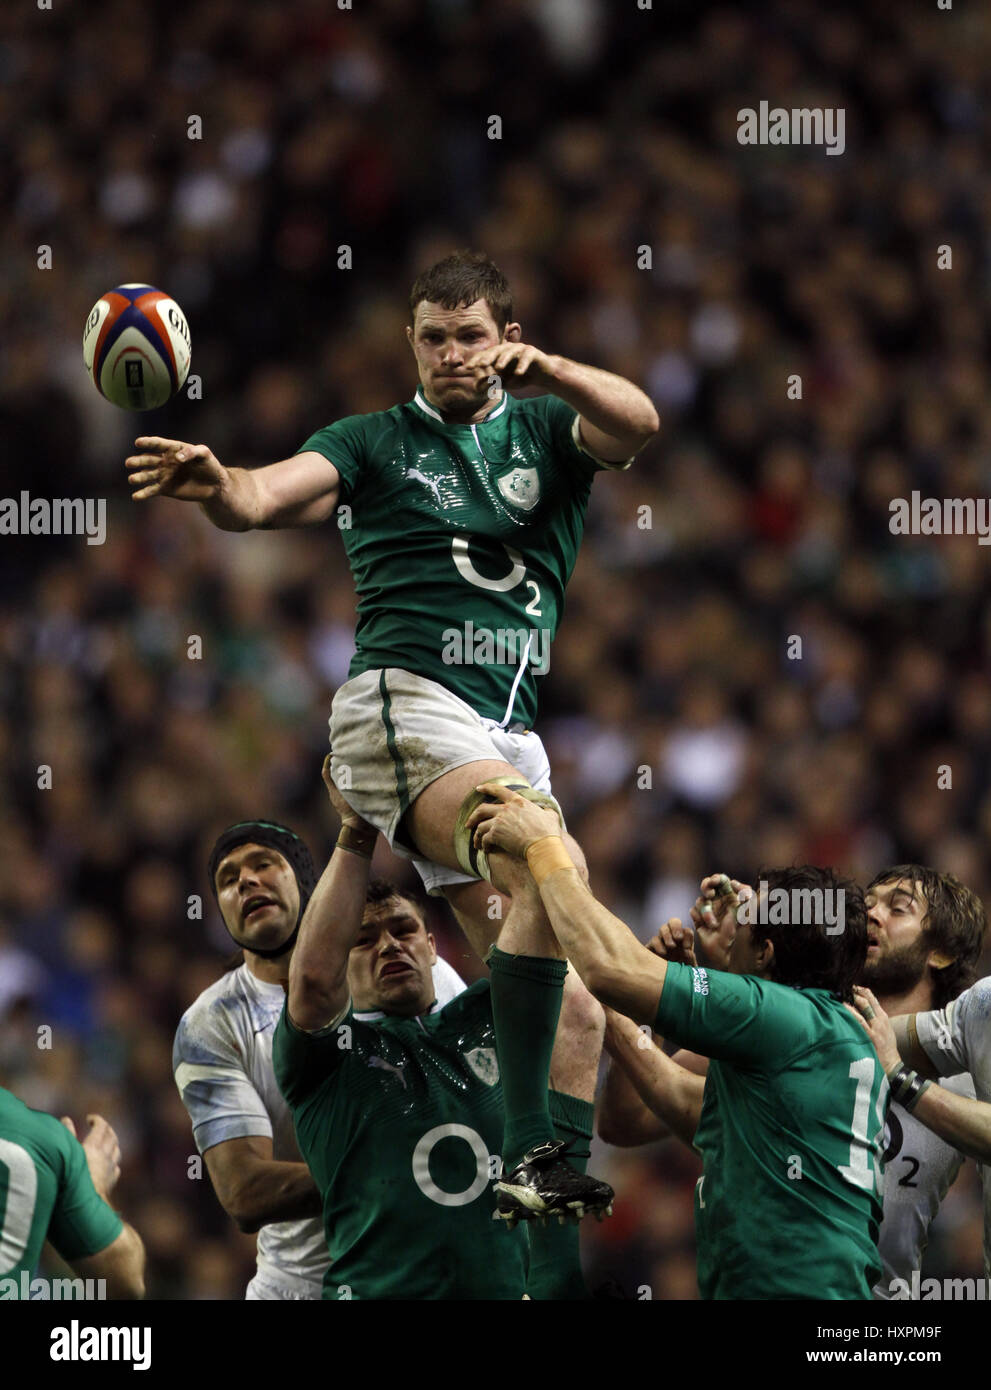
[526,394,598,481]
[296,413,370,504]
[272,998,357,1107]
[654,962,815,1068]
[45,1119,123,1262]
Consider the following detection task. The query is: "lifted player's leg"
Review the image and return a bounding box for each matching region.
[425,785,613,1229]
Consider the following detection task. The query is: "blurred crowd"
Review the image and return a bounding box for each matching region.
[2,0,990,1296]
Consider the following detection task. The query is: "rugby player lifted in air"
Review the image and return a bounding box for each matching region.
[127,250,659,1220]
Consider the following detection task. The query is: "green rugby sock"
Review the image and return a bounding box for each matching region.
[525,1092,594,1301]
[486,946,566,1171]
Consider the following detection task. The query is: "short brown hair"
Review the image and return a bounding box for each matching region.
[364,877,427,922]
[409,251,513,333]
[867,865,987,1009]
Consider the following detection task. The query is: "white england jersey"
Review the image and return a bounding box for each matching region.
[173,955,466,1296]
[916,976,991,1277]
[874,1073,974,1299]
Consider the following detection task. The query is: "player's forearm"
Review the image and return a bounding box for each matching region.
[105,1224,146,1299]
[546,357,659,452]
[533,861,666,1024]
[289,839,374,1027]
[197,467,267,531]
[598,1048,670,1146]
[227,1160,323,1232]
[909,1085,991,1165]
[601,1012,704,1147]
[891,1014,942,1081]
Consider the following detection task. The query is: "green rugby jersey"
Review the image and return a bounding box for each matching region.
[272,980,528,1300]
[655,964,887,1300]
[0,1086,122,1291]
[298,390,619,727]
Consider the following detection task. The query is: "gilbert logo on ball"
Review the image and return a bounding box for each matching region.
[83,284,191,410]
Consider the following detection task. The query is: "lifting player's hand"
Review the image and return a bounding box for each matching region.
[322,753,376,835]
[646,917,697,968]
[690,874,752,969]
[126,437,228,502]
[847,986,901,1072]
[466,781,560,859]
[61,1113,122,1201]
[463,342,559,390]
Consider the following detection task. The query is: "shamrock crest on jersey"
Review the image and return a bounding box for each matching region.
[464,1046,500,1087]
[496,466,540,512]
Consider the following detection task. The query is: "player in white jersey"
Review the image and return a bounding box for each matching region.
[597,863,986,1298]
[173,818,465,1299]
[867,891,991,1280]
[857,866,983,1297]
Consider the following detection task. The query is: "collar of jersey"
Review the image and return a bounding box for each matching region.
[353,999,441,1021]
[411,387,509,427]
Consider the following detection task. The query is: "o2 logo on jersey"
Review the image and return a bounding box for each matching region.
[452,535,526,592]
[451,534,544,620]
[411,1124,498,1207]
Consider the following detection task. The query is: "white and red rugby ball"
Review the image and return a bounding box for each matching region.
[83,284,191,410]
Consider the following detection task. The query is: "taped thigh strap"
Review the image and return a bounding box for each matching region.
[453,775,564,881]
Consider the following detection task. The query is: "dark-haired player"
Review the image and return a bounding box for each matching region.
[270,761,607,1299]
[468,784,889,1299]
[130,250,656,1218]
[173,817,467,1299]
[599,864,986,1299]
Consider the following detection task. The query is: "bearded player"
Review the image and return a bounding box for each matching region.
[128,250,657,1219]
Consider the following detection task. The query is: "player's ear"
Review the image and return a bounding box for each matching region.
[927,949,955,970]
[503,322,522,343]
[426,931,437,965]
[406,325,415,349]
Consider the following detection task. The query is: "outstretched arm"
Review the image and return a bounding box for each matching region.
[598,1009,708,1148]
[467,783,668,1022]
[288,757,377,1031]
[851,987,991,1164]
[126,439,340,530]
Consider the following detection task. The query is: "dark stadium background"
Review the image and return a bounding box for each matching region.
[1,0,989,1297]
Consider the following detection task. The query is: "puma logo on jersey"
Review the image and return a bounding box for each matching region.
[497,466,540,512]
[369,1055,408,1088]
[405,467,451,508]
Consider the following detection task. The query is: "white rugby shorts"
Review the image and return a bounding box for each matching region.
[328,667,560,895]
